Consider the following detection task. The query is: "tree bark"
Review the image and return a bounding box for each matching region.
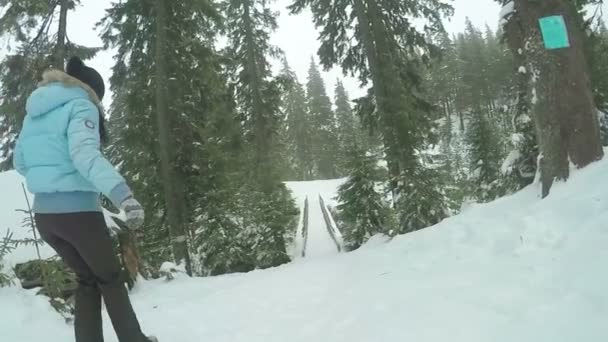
[515,0,603,197]
[352,0,400,197]
[154,0,192,274]
[54,0,69,70]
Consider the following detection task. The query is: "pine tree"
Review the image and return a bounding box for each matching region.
[424,19,538,206]
[280,60,315,180]
[334,79,361,171]
[484,24,516,115]
[100,0,248,275]
[291,0,451,234]
[424,30,469,210]
[458,19,493,113]
[337,148,392,251]
[466,109,502,201]
[153,0,192,273]
[452,33,469,131]
[225,0,280,187]
[0,0,97,170]
[306,58,339,179]
[224,0,298,268]
[457,21,507,200]
[426,31,460,125]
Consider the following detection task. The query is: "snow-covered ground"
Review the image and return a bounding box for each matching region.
[286,180,344,258]
[2,157,608,341]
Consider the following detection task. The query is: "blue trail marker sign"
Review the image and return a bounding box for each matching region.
[539,15,570,50]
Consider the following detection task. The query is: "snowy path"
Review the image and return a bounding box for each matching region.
[286,180,345,258]
[305,196,339,257]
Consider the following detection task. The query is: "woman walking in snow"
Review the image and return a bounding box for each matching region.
[13,57,157,342]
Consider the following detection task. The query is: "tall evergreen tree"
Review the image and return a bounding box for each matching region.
[458,21,506,201]
[280,60,314,180]
[153,0,192,273]
[484,24,515,114]
[306,58,339,179]
[334,79,361,171]
[224,0,282,190]
[458,19,493,113]
[224,0,298,267]
[425,19,537,207]
[426,31,460,125]
[291,0,451,234]
[100,0,251,275]
[466,109,502,201]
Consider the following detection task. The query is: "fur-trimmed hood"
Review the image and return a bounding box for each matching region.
[26,69,102,118]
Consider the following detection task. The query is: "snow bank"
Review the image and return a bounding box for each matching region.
[0,286,72,340]
[2,156,608,341]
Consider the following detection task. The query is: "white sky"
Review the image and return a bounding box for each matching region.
[3,0,608,106]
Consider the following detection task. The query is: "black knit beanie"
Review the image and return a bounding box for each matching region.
[66,56,105,101]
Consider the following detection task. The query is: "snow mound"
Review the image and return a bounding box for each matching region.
[2,156,608,341]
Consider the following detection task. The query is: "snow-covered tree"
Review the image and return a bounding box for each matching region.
[466,110,502,201]
[100,0,273,275]
[291,0,451,234]
[337,148,392,250]
[280,61,315,180]
[306,58,339,179]
[224,0,299,268]
[334,79,363,172]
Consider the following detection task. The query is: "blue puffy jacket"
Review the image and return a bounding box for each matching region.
[13,70,132,214]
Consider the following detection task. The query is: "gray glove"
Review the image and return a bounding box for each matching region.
[120,197,145,229]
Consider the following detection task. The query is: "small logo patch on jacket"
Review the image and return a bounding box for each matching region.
[85,120,96,129]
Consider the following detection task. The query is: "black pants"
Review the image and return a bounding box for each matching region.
[35,212,147,342]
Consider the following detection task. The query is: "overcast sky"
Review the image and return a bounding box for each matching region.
[6,0,607,105]
[63,0,508,106]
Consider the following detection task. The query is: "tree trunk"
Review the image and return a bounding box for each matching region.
[515,0,603,197]
[154,0,192,274]
[54,0,69,70]
[353,0,401,198]
[504,7,534,134]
